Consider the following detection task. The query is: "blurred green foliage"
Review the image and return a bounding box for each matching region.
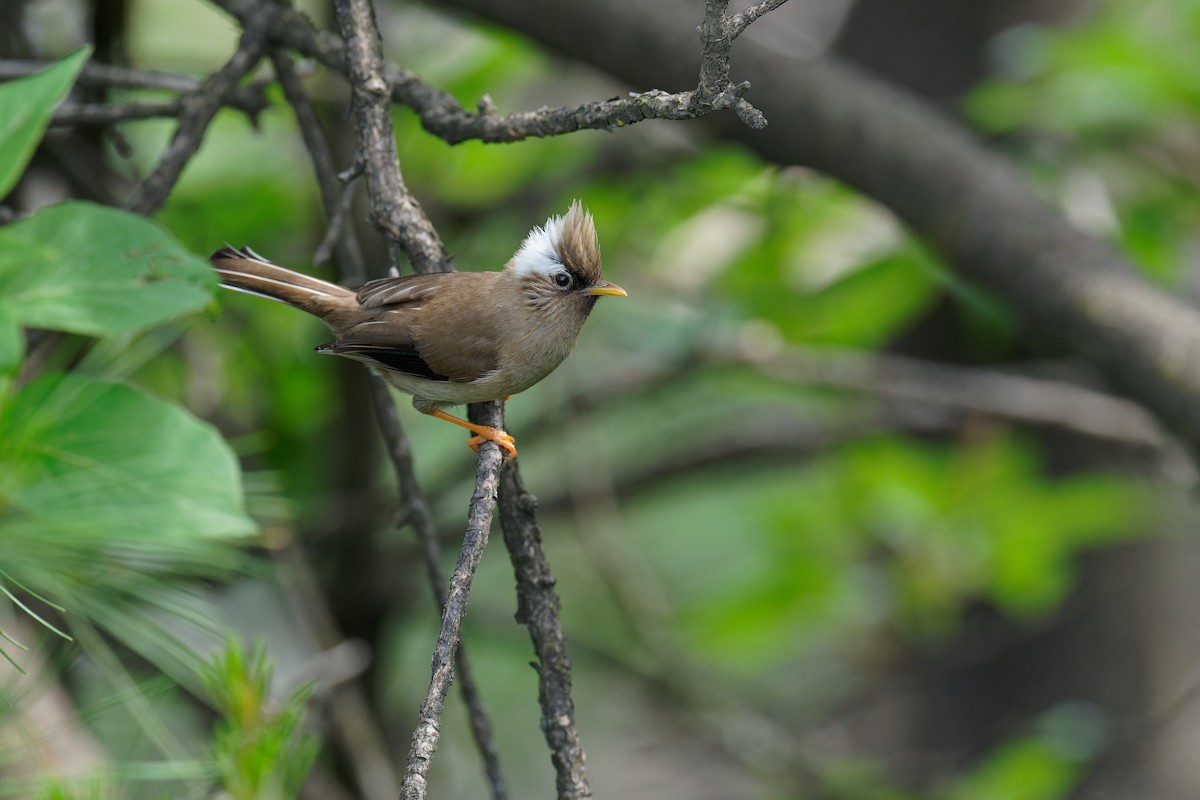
[0,47,87,198]
[0,51,271,799]
[968,0,1200,284]
[201,640,317,800]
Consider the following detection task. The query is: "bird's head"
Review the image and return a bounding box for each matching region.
[506,201,626,319]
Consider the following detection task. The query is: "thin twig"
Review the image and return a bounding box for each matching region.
[369,380,509,800]
[332,0,450,275]
[0,59,270,118]
[52,99,229,127]
[402,403,506,800]
[313,177,362,269]
[728,0,791,39]
[124,11,269,215]
[269,47,368,286]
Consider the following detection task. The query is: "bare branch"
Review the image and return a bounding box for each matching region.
[124,12,268,215]
[332,0,450,275]
[727,0,790,39]
[269,47,368,286]
[51,95,265,127]
[52,99,187,125]
[731,344,1170,449]
[369,380,509,800]
[311,176,362,269]
[0,59,270,118]
[208,0,789,145]
[401,402,505,800]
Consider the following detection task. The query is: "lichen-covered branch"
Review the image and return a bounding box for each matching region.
[496,464,592,800]
[332,0,449,275]
[209,0,791,144]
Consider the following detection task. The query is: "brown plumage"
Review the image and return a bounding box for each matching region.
[210,202,625,458]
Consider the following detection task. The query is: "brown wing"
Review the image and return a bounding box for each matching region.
[357,272,456,309]
[330,272,502,383]
[321,307,450,381]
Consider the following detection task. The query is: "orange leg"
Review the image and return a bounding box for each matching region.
[428,409,517,460]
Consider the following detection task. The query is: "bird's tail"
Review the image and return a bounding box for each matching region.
[210,246,357,326]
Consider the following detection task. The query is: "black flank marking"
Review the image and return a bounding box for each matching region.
[333,344,451,381]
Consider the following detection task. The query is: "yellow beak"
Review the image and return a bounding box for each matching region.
[586,281,628,297]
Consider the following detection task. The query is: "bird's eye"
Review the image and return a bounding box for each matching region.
[553,272,571,289]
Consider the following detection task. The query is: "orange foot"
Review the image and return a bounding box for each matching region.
[467,428,517,460]
[428,409,518,460]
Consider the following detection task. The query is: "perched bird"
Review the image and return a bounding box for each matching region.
[210,201,625,459]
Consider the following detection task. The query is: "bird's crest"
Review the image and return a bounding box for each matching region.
[509,201,602,283]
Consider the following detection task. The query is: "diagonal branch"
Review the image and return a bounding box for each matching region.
[728,0,790,38]
[124,12,269,215]
[399,403,505,800]
[370,381,509,800]
[496,463,592,799]
[332,0,449,276]
[269,47,368,286]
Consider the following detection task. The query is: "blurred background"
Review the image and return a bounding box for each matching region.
[4,0,1200,798]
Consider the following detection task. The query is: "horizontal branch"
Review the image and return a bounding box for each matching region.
[207,0,787,144]
[537,413,905,515]
[52,97,262,127]
[0,59,270,120]
[731,344,1169,449]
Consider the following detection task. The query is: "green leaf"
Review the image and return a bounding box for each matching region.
[0,201,216,338]
[0,372,254,540]
[0,47,89,197]
[0,305,21,375]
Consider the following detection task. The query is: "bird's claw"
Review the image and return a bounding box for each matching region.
[467,428,518,460]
